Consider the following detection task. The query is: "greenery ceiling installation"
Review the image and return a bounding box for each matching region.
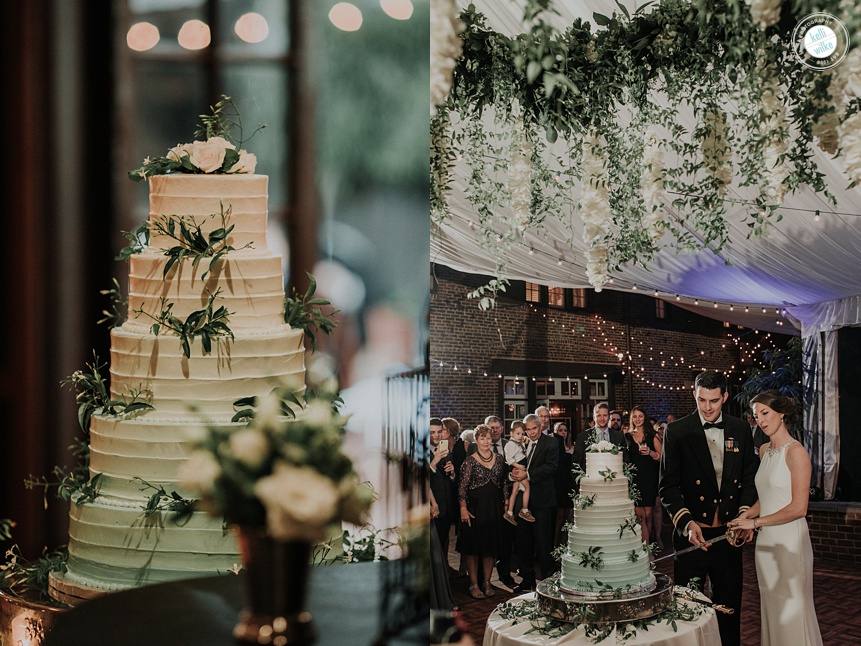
[430,0,861,302]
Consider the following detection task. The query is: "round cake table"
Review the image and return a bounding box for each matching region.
[483,589,721,646]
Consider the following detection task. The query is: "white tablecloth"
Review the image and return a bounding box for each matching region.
[483,589,721,646]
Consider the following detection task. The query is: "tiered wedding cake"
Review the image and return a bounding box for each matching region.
[559,442,654,594]
[51,167,305,602]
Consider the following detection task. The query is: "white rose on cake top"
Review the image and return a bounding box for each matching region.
[588,440,619,453]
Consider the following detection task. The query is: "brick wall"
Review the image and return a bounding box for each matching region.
[431,265,771,430]
[807,502,861,564]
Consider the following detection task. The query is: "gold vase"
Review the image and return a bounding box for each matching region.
[233,527,317,645]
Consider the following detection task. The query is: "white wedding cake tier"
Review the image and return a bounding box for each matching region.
[53,174,304,601]
[559,444,654,594]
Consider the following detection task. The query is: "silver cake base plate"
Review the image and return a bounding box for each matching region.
[536,573,674,624]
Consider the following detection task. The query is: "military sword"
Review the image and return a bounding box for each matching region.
[651,528,744,565]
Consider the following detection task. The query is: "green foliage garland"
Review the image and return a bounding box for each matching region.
[432,0,856,302]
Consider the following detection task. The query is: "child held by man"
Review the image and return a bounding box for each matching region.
[503,420,535,525]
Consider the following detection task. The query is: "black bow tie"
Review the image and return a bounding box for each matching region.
[703,421,725,429]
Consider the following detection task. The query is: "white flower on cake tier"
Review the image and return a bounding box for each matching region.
[254,462,341,542]
[834,47,861,99]
[745,0,780,29]
[430,0,464,111]
[838,111,861,185]
[228,428,270,470]
[178,450,223,495]
[588,440,617,452]
[231,149,257,174]
[186,136,235,173]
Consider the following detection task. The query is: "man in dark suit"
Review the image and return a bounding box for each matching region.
[510,413,558,592]
[659,371,758,646]
[573,402,627,479]
[429,417,457,566]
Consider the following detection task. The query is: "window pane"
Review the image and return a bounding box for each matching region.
[222,63,289,208]
[536,379,555,397]
[572,288,586,308]
[655,298,666,319]
[526,282,540,303]
[548,286,564,308]
[504,378,525,396]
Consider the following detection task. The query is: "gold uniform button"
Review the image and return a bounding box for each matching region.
[733,479,738,484]
[699,496,705,501]
[714,499,718,504]
[702,513,708,518]
[729,495,734,499]
[696,479,701,485]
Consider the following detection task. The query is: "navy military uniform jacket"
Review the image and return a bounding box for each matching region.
[659,411,758,536]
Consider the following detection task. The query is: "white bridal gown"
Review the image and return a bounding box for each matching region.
[754,440,823,646]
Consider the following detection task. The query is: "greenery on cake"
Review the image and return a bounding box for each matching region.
[61,352,154,434]
[575,545,605,571]
[116,221,150,261]
[134,478,196,519]
[128,96,262,181]
[97,278,127,329]
[132,290,234,359]
[572,492,596,509]
[618,516,639,539]
[284,273,338,351]
[152,203,253,280]
[624,463,642,505]
[598,466,617,481]
[231,381,312,423]
[178,382,374,542]
[24,440,102,508]
[627,549,641,563]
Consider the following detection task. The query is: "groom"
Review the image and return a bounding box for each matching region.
[659,371,758,646]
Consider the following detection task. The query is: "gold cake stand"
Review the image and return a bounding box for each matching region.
[536,573,674,624]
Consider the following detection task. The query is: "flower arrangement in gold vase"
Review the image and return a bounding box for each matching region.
[178,382,375,645]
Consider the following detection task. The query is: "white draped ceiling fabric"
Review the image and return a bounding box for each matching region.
[430,0,861,498]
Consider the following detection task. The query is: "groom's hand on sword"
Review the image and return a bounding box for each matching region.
[685,522,709,550]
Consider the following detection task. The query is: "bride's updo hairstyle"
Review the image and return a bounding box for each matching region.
[750,389,798,429]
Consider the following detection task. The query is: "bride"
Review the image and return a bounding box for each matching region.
[728,390,822,646]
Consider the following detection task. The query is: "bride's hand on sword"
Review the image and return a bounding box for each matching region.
[728,517,757,543]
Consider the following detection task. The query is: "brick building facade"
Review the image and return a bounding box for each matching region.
[431,265,781,432]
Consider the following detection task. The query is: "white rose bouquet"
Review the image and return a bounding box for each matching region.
[587,440,620,454]
[178,386,375,543]
[129,95,263,182]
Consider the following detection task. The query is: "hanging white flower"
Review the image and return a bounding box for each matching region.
[580,132,612,291]
[759,65,789,205]
[430,0,464,112]
[838,111,861,185]
[745,0,781,29]
[701,106,732,191]
[641,129,666,244]
[812,99,840,156]
[509,125,533,227]
[833,47,861,99]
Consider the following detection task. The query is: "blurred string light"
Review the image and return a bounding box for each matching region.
[127,22,159,51]
[234,12,269,43]
[329,2,363,31]
[178,19,210,50]
[433,306,787,390]
[380,0,414,20]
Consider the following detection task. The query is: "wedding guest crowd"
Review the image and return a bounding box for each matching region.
[430,403,680,596]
